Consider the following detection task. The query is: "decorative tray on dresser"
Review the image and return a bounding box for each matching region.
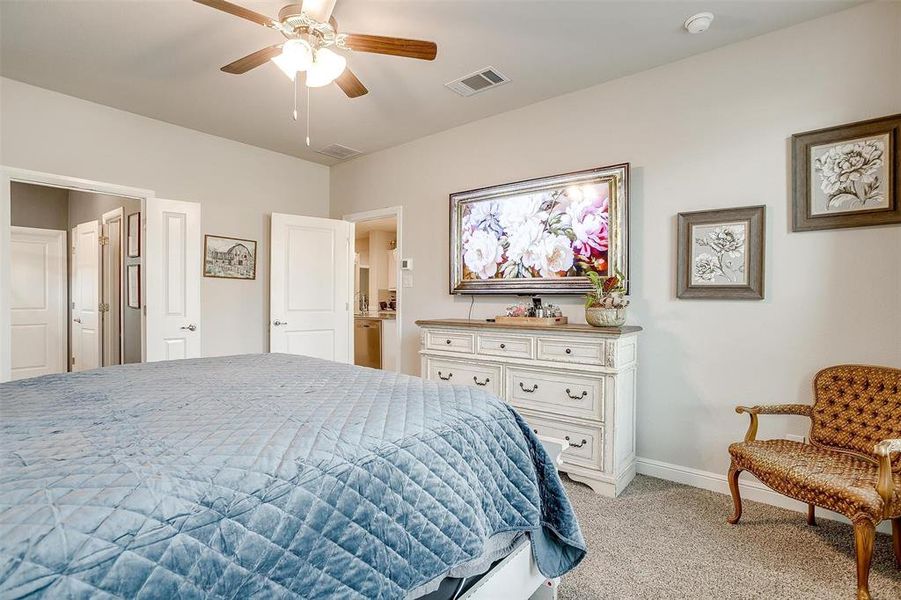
[416,318,642,497]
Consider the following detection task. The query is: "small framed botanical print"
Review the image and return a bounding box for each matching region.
[792,114,900,231]
[677,206,765,300]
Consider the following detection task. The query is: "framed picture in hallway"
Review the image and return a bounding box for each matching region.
[677,206,765,300]
[127,264,141,309]
[203,235,257,280]
[792,114,901,231]
[127,212,141,257]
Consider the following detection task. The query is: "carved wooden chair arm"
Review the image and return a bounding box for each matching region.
[734,404,813,442]
[875,438,901,515]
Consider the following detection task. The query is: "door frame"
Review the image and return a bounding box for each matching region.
[343,206,403,373]
[0,166,155,381]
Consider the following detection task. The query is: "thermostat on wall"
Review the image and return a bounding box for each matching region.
[401,258,413,270]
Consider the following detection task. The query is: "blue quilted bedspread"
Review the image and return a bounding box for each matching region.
[0,354,585,598]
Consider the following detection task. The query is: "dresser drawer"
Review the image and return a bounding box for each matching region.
[425,357,502,396]
[505,367,604,421]
[536,337,605,366]
[522,412,604,470]
[425,330,475,354]
[477,333,534,360]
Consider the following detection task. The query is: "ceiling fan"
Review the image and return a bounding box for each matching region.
[195,0,438,98]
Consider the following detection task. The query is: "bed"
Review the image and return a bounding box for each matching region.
[0,354,585,599]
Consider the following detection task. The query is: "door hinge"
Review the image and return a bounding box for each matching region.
[99,302,110,312]
[99,235,110,246]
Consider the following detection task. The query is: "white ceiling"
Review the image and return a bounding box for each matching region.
[0,0,859,166]
[356,216,398,237]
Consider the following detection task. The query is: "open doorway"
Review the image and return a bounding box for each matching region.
[9,182,143,379]
[345,207,403,373]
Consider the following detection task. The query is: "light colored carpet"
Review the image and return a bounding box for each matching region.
[558,474,900,600]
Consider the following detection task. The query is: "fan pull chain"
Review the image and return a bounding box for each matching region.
[293,76,298,121]
[305,86,311,147]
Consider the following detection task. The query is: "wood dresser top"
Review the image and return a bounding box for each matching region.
[415,318,642,335]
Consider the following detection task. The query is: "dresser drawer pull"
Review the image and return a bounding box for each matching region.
[473,376,490,386]
[437,371,453,381]
[519,382,538,393]
[445,339,452,345]
[565,388,588,400]
[499,343,506,349]
[565,436,587,448]
[565,348,572,354]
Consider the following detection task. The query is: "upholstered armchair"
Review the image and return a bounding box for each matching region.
[727,365,901,600]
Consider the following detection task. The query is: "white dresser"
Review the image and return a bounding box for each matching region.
[417,318,641,497]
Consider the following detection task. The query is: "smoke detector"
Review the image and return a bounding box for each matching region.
[684,12,714,34]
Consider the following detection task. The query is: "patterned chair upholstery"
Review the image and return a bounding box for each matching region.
[726,365,901,600]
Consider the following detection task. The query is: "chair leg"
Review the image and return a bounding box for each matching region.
[853,520,875,600]
[727,463,743,525]
[807,504,817,526]
[893,518,900,568]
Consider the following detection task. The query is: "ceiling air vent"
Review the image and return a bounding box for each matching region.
[445,67,510,97]
[316,144,362,160]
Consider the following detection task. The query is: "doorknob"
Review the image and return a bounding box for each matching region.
[73,318,82,324]
[273,320,288,326]
[180,324,197,332]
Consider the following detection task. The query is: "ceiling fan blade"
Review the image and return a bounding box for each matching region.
[194,0,276,28]
[335,68,368,98]
[221,44,283,74]
[343,34,437,61]
[301,0,338,23]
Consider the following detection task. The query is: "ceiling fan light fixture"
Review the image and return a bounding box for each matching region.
[306,48,347,87]
[271,39,313,80]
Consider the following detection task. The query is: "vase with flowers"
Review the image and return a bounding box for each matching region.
[584,270,629,327]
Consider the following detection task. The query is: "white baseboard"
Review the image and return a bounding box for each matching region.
[635,457,892,535]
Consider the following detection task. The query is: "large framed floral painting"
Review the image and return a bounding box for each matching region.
[449,163,629,294]
[792,114,900,231]
[677,206,765,300]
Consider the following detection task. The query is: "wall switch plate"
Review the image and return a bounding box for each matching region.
[402,270,413,288]
[785,434,806,443]
[401,258,413,270]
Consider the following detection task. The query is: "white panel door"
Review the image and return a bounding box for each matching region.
[102,208,124,366]
[72,220,101,372]
[270,213,353,362]
[10,227,67,379]
[145,199,201,362]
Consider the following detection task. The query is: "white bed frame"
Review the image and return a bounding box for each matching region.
[460,436,570,600]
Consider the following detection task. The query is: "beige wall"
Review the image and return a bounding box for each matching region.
[10,181,68,230]
[1,77,330,356]
[331,3,901,474]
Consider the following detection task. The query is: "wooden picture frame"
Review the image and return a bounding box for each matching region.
[792,114,901,231]
[203,235,257,280]
[677,206,765,300]
[126,212,141,258]
[449,163,629,295]
[127,264,141,309]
